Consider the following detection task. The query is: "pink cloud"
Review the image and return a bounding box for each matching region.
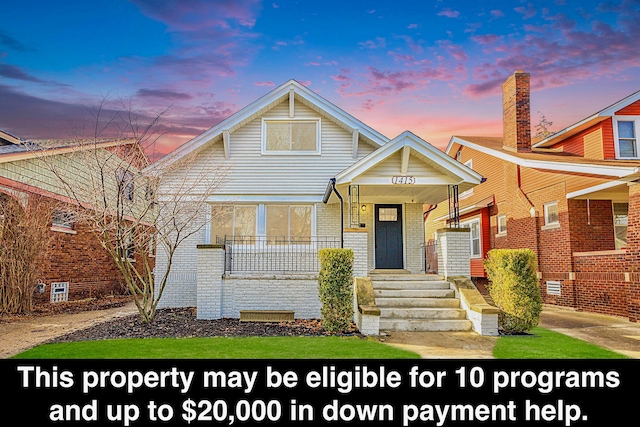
[438,8,460,18]
[490,10,505,19]
[514,3,537,19]
[254,81,275,87]
[130,0,262,30]
[464,5,640,98]
[471,34,501,45]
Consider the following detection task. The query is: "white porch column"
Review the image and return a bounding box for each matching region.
[436,228,471,278]
[344,228,369,277]
[196,244,225,319]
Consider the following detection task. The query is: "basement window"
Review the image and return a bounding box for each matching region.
[51,210,76,234]
[50,282,69,303]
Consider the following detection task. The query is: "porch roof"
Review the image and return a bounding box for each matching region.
[323,131,484,205]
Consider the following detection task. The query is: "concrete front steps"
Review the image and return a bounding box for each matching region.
[370,271,473,332]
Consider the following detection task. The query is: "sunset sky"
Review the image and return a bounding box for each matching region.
[1,0,639,158]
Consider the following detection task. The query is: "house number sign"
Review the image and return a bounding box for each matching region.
[392,176,415,184]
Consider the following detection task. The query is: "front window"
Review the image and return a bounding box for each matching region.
[615,118,640,159]
[266,205,312,243]
[211,205,257,243]
[613,202,628,250]
[263,120,319,153]
[461,218,481,258]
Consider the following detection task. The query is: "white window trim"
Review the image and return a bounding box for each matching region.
[261,118,321,155]
[460,217,482,259]
[542,201,560,230]
[497,214,507,236]
[612,116,640,160]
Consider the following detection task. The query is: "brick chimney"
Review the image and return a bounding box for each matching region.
[502,70,531,152]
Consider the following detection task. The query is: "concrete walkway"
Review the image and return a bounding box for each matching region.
[381,304,640,359]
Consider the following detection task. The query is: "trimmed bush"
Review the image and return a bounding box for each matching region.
[318,248,354,333]
[484,249,542,334]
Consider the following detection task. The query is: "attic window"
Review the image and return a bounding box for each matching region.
[263,119,320,154]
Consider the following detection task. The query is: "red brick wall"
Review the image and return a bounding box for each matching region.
[568,199,616,253]
[502,71,531,152]
[573,253,628,318]
[626,183,640,321]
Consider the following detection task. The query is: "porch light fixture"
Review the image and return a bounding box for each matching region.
[361,204,367,212]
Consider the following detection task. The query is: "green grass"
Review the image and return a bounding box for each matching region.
[11,336,421,359]
[493,327,629,359]
[12,327,629,359]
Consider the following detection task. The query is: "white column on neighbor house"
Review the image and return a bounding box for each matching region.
[436,227,471,278]
[196,244,225,319]
[344,228,369,277]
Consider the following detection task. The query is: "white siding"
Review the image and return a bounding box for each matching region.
[159,100,377,198]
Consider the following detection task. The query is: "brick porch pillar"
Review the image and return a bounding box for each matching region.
[436,227,471,278]
[196,244,225,320]
[344,228,369,277]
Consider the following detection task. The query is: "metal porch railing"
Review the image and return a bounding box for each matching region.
[218,236,341,273]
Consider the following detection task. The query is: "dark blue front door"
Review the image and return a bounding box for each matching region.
[375,204,403,269]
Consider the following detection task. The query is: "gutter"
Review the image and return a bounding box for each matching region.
[322,178,344,248]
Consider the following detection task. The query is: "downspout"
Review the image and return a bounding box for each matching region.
[322,178,344,248]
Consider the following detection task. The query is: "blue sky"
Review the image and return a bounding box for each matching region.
[1,0,639,157]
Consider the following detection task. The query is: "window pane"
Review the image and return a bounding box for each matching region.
[619,139,637,158]
[498,216,506,233]
[291,122,316,151]
[290,206,312,240]
[266,205,288,242]
[618,121,635,139]
[614,203,628,250]
[471,239,481,256]
[470,221,480,238]
[379,208,398,221]
[210,205,233,242]
[234,206,256,237]
[266,122,290,151]
[545,203,558,224]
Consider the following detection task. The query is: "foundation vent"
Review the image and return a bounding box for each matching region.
[239,310,295,322]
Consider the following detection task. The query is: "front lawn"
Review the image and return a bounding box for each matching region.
[12,336,421,359]
[493,327,628,359]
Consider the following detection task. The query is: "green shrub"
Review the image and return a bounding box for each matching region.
[484,249,542,334]
[318,248,354,333]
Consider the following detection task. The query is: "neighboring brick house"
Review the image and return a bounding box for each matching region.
[0,130,154,305]
[424,71,640,322]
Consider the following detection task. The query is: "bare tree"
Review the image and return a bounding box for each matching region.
[33,98,227,323]
[534,111,555,139]
[0,193,53,314]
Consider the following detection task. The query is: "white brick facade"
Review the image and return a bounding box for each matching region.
[436,228,471,278]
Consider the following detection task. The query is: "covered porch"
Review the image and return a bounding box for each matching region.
[321,131,483,275]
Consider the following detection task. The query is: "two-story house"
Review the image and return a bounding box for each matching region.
[153,80,483,322]
[424,71,640,322]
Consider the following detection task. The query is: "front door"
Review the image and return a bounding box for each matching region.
[375,204,403,269]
